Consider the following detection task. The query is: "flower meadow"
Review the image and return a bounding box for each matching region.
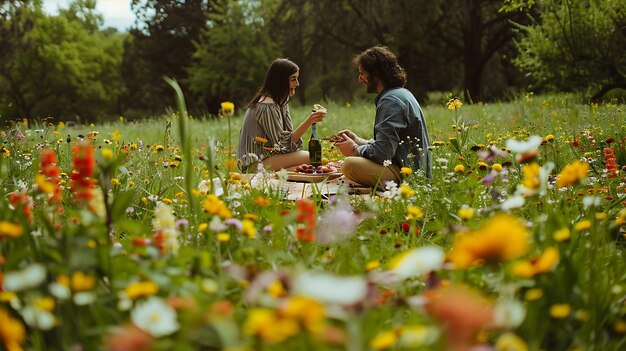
[1,93,625,351]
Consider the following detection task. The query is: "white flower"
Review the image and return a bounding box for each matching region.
[208,215,227,232]
[389,246,445,280]
[131,297,180,337]
[383,160,392,167]
[316,198,362,244]
[3,263,47,292]
[582,196,600,209]
[501,195,526,211]
[152,202,180,255]
[293,271,368,306]
[21,306,56,330]
[505,135,543,153]
[197,179,210,194]
[491,299,526,329]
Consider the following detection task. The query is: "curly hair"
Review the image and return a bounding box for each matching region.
[353,46,407,89]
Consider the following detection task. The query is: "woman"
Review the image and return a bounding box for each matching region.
[238,58,326,172]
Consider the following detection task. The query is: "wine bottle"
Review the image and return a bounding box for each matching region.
[309,123,322,167]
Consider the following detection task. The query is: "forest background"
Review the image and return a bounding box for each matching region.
[0,0,624,122]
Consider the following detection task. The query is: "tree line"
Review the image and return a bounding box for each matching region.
[1,0,624,122]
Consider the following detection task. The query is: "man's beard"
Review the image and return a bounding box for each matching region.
[366,77,379,93]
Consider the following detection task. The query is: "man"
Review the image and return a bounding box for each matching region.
[336,46,431,188]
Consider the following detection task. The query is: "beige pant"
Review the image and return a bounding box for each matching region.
[341,156,401,188]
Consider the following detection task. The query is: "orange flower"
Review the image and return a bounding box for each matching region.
[296,199,316,242]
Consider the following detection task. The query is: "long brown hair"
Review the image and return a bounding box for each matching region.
[353,46,407,89]
[248,58,299,108]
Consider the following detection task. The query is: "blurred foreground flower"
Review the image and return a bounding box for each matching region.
[104,324,154,351]
[449,214,529,269]
[293,271,368,307]
[388,246,445,281]
[556,160,589,188]
[316,198,361,244]
[0,307,25,351]
[131,297,179,337]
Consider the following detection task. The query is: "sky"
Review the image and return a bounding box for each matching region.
[42,0,136,31]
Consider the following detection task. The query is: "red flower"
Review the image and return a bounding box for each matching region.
[295,199,316,242]
[39,149,63,213]
[70,143,95,203]
[9,192,33,223]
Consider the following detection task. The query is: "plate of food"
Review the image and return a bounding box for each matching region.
[287,163,342,183]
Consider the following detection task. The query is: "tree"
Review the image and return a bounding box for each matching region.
[0,0,125,120]
[188,0,278,110]
[122,0,223,116]
[511,0,626,101]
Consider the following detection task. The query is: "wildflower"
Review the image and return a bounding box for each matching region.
[242,219,256,238]
[197,223,208,233]
[370,330,397,350]
[255,136,268,144]
[243,308,298,344]
[556,160,588,188]
[202,195,232,219]
[545,134,555,143]
[70,143,95,203]
[383,159,392,167]
[1,147,10,157]
[574,220,592,231]
[131,297,180,337]
[255,196,270,207]
[449,214,529,268]
[152,202,180,255]
[21,297,56,330]
[220,101,235,117]
[38,150,62,210]
[0,307,25,351]
[516,162,553,196]
[457,207,474,221]
[400,185,415,198]
[553,228,571,242]
[154,145,164,152]
[454,164,465,173]
[407,206,424,220]
[0,221,23,238]
[512,247,559,277]
[316,198,360,245]
[400,167,412,175]
[549,304,571,319]
[366,260,380,271]
[217,233,230,242]
[9,192,33,222]
[388,246,445,280]
[492,163,503,172]
[125,281,160,300]
[296,199,316,242]
[495,333,528,351]
[524,288,543,301]
[2,263,46,292]
[71,271,96,292]
[104,324,154,351]
[282,296,325,333]
[293,271,367,305]
[603,148,619,178]
[447,97,462,110]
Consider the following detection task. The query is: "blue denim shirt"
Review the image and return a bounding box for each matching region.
[356,87,431,178]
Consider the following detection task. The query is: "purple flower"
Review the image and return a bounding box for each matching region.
[224,218,243,232]
[316,198,362,245]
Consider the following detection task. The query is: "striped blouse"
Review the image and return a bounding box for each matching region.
[237,102,302,171]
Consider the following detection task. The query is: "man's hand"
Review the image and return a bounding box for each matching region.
[336,139,360,157]
[338,129,367,145]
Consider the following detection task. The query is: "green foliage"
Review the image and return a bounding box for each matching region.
[513,0,626,101]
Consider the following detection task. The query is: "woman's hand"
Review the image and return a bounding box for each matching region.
[338,129,367,145]
[307,110,326,125]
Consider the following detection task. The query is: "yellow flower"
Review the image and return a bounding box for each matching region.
[553,228,571,242]
[524,288,543,301]
[243,308,299,344]
[35,175,55,194]
[154,145,164,152]
[400,185,415,199]
[111,178,121,186]
[366,260,380,271]
[112,130,121,142]
[545,134,555,143]
[267,280,287,298]
[495,333,528,351]
[244,213,258,221]
[33,297,55,312]
[492,163,503,172]
[221,101,235,117]
[400,167,412,175]
[556,160,589,188]
[217,233,230,242]
[125,281,159,300]
[161,197,173,205]
[613,320,626,334]
[203,195,232,219]
[454,164,465,173]
[198,223,208,232]
[549,304,571,319]
[282,296,325,333]
[255,136,268,144]
[457,207,475,221]
[449,214,529,269]
[512,247,559,278]
[0,307,26,351]
[522,163,541,190]
[447,97,463,110]
[0,221,23,238]
[574,220,592,231]
[71,272,96,292]
[370,330,398,350]
[242,219,256,238]
[477,161,488,170]
[407,206,424,220]
[101,148,113,161]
